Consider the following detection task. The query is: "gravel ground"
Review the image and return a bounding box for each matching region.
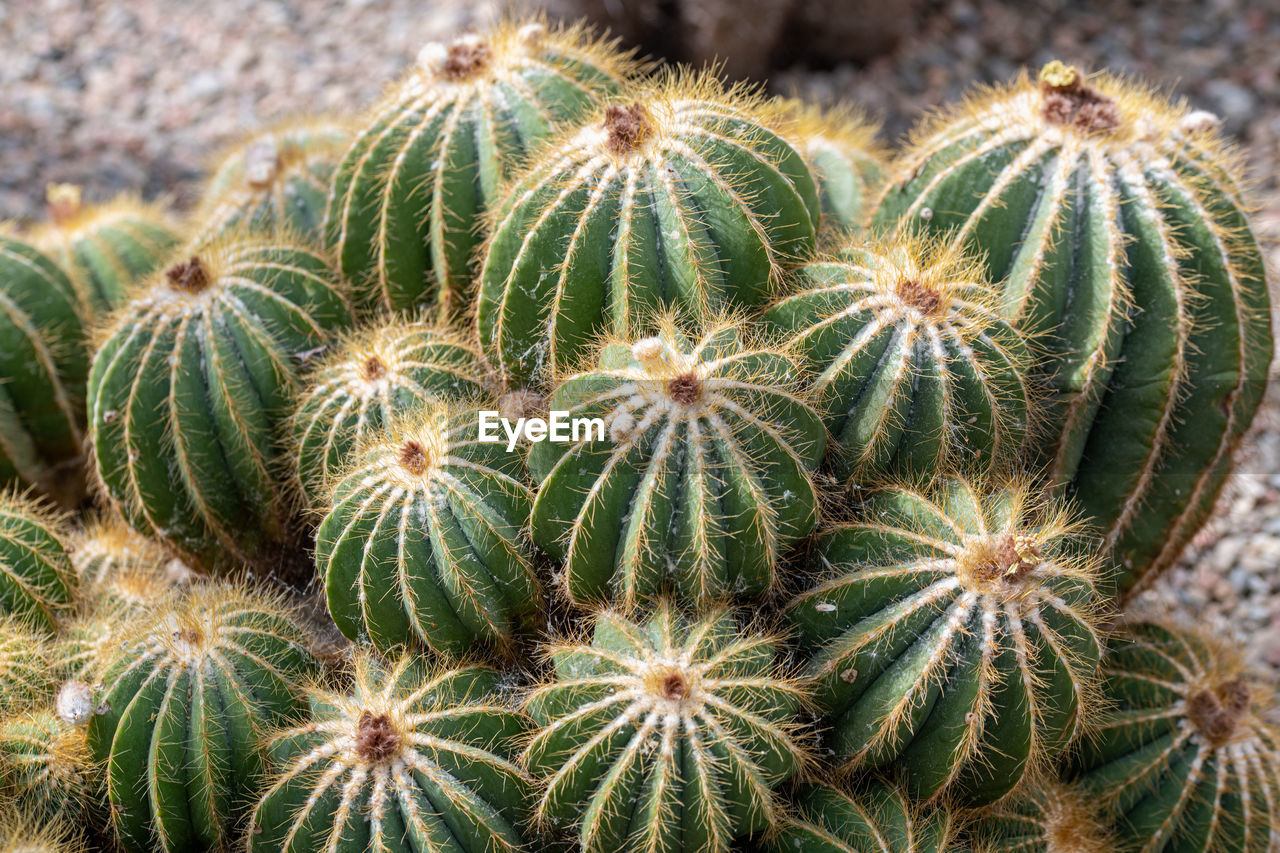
[4,0,1280,672]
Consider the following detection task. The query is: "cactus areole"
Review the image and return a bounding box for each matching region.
[873,62,1273,595]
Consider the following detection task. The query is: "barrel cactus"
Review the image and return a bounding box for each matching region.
[478,74,820,385]
[0,234,88,498]
[788,478,1104,805]
[0,808,86,853]
[53,606,137,683]
[0,703,96,822]
[68,513,180,613]
[316,404,540,658]
[753,780,956,853]
[249,651,531,853]
[195,120,350,244]
[88,236,352,571]
[85,584,316,853]
[523,605,807,852]
[1067,618,1280,853]
[783,100,886,232]
[763,239,1031,482]
[35,184,180,313]
[872,62,1273,595]
[292,319,489,506]
[0,616,55,714]
[966,782,1111,853]
[528,319,825,611]
[0,493,74,631]
[327,19,631,319]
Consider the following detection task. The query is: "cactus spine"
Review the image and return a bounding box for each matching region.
[966,782,1112,853]
[1067,618,1280,853]
[36,184,180,313]
[292,320,489,506]
[0,807,88,853]
[783,100,887,232]
[788,478,1104,804]
[0,493,74,631]
[316,404,540,657]
[523,605,807,852]
[68,514,182,613]
[0,234,88,497]
[477,74,820,385]
[328,19,630,319]
[195,120,350,243]
[85,585,317,853]
[88,237,352,571]
[754,780,957,853]
[528,320,826,611]
[249,651,531,853]
[764,239,1031,481]
[872,63,1273,594]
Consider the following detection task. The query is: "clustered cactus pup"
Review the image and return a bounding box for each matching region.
[67,513,182,613]
[751,779,957,853]
[0,492,74,631]
[327,18,632,319]
[85,584,317,853]
[788,478,1104,805]
[315,403,540,658]
[964,782,1112,853]
[1067,618,1280,853]
[523,605,808,853]
[763,238,1031,482]
[291,318,490,507]
[0,234,89,499]
[781,99,887,233]
[195,119,351,245]
[872,61,1273,595]
[35,183,181,314]
[478,73,820,386]
[0,615,56,715]
[528,319,826,611]
[88,235,352,572]
[0,701,97,823]
[249,651,531,853]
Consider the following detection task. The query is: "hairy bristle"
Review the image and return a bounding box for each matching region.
[661,671,688,701]
[46,182,83,225]
[165,255,211,294]
[896,277,941,313]
[398,440,430,475]
[443,39,491,80]
[361,354,387,381]
[354,711,401,762]
[604,102,653,154]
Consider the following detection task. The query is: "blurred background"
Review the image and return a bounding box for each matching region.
[3,0,1280,672]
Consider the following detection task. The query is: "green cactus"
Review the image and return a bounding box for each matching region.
[316,403,540,658]
[788,478,1104,805]
[327,19,631,319]
[528,319,825,611]
[752,780,957,853]
[53,606,138,683]
[85,584,317,853]
[195,119,350,244]
[965,782,1112,853]
[0,807,87,853]
[0,493,74,631]
[0,702,97,822]
[763,239,1031,482]
[88,236,352,571]
[782,100,886,232]
[0,233,88,498]
[871,62,1273,595]
[1066,618,1280,853]
[0,615,55,715]
[292,319,489,507]
[523,604,807,853]
[249,651,531,853]
[68,513,182,613]
[35,184,181,314]
[477,74,820,386]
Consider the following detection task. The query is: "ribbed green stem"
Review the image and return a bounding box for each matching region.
[250,652,531,853]
[478,80,819,385]
[0,708,96,822]
[788,479,1103,805]
[528,321,825,611]
[88,238,352,571]
[0,616,54,715]
[753,781,955,853]
[0,496,73,631]
[524,605,806,853]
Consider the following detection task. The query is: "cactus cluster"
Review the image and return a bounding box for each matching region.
[0,17,1274,853]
